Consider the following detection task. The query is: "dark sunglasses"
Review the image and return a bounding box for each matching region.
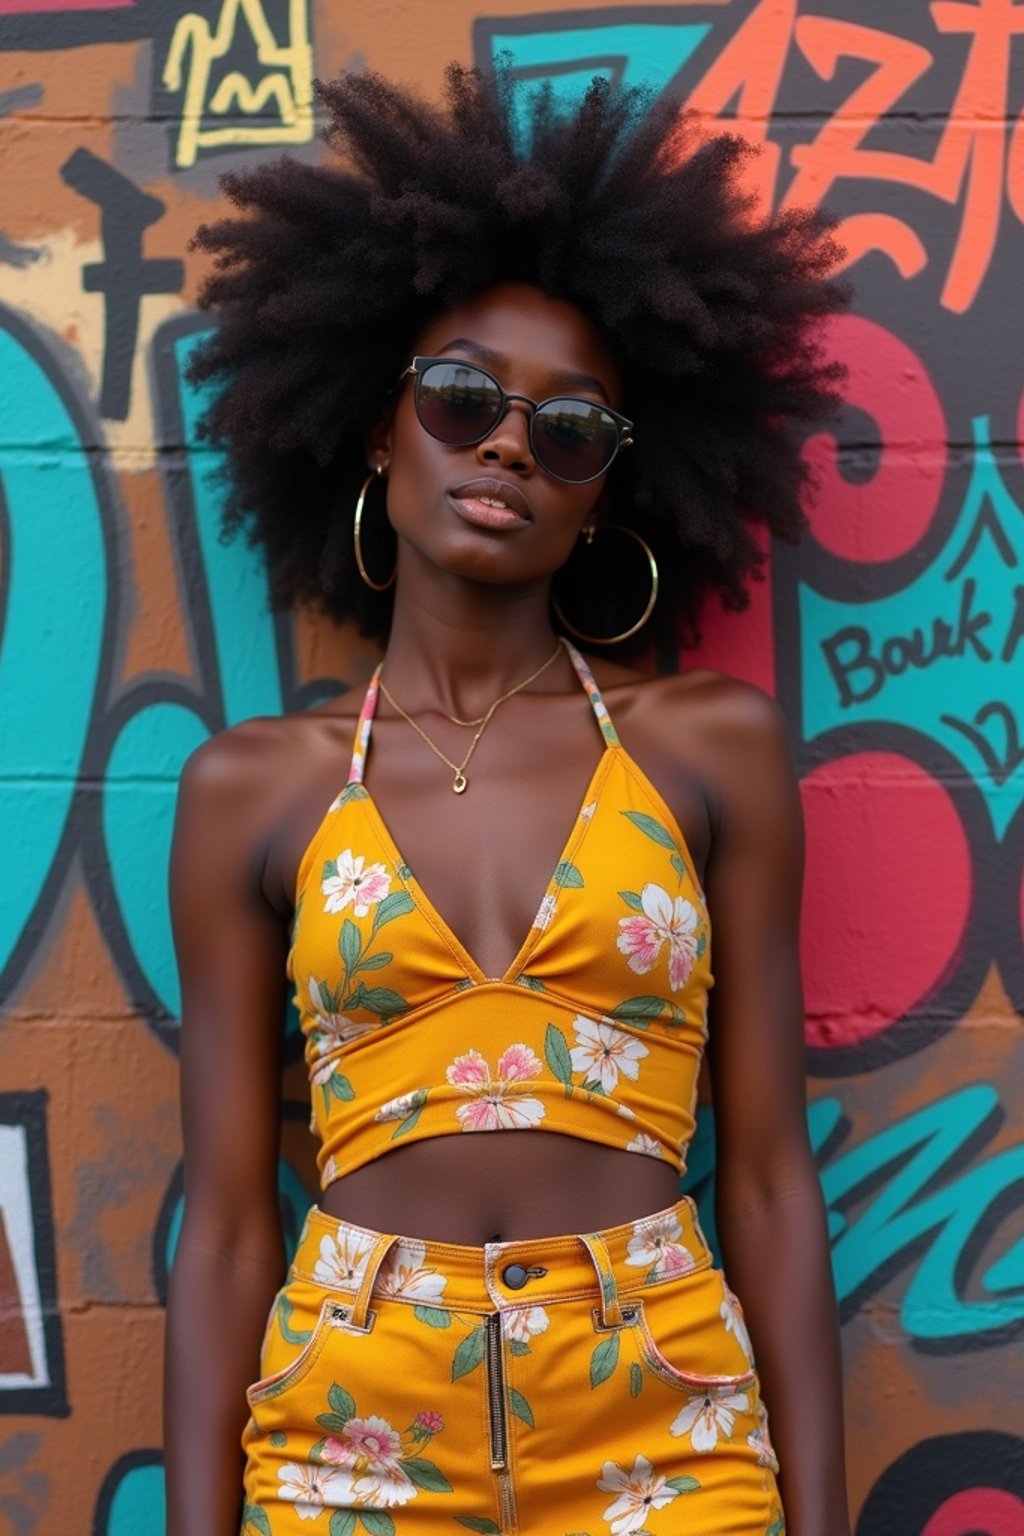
[399,356,634,484]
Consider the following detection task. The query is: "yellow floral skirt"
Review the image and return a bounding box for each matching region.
[241,1195,784,1535]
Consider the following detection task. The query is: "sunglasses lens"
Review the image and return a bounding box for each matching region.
[416,362,502,445]
[534,399,621,482]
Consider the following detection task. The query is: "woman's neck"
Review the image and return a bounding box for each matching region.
[381,576,572,718]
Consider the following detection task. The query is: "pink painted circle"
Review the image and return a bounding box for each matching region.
[801,315,947,564]
[800,752,971,1049]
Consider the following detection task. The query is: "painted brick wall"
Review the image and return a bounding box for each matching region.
[1,3,1022,1531]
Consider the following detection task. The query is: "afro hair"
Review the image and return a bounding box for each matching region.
[188,61,849,656]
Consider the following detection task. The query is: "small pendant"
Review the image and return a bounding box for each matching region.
[453,771,468,794]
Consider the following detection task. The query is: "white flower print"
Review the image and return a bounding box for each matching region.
[581,801,597,821]
[747,1403,779,1471]
[277,1461,342,1519]
[597,1453,679,1534]
[721,1290,754,1364]
[446,1045,546,1132]
[670,1386,750,1452]
[308,978,374,1049]
[321,1154,339,1184]
[625,1210,694,1278]
[322,849,391,917]
[532,892,557,931]
[374,1090,422,1122]
[626,1131,662,1158]
[320,1415,418,1507]
[569,1015,648,1094]
[505,1305,550,1344]
[616,1103,637,1120]
[617,884,699,990]
[313,1226,375,1291]
[377,1239,447,1303]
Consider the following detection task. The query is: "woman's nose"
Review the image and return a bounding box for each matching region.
[475,399,535,473]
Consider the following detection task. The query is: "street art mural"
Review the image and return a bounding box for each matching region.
[1,1,1022,1531]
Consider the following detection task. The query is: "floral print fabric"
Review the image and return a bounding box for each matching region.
[241,1198,782,1535]
[289,638,713,1187]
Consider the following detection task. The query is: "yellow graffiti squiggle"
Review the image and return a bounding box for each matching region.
[162,0,313,170]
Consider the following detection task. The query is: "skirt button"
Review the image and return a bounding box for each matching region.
[502,1263,528,1289]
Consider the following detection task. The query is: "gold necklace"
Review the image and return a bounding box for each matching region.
[379,641,563,794]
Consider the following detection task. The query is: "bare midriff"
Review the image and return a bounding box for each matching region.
[319,1133,682,1244]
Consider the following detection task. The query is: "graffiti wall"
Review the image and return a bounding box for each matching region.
[1,1,1022,1530]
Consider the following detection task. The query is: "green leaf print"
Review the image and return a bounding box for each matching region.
[268,1430,287,1448]
[340,919,362,972]
[621,810,679,852]
[509,1339,531,1356]
[328,1073,356,1102]
[507,1387,534,1427]
[454,1519,502,1534]
[629,1362,643,1397]
[618,890,644,912]
[515,974,545,992]
[328,1382,357,1421]
[451,1325,486,1380]
[373,890,416,931]
[609,995,686,1028]
[670,853,688,885]
[414,1305,451,1329]
[397,862,413,880]
[392,1088,429,1140]
[553,860,584,888]
[589,1332,619,1388]
[402,1457,454,1492]
[315,1411,351,1433]
[666,1475,701,1493]
[322,858,339,882]
[352,985,409,1019]
[278,1296,313,1346]
[241,1502,272,1536]
[354,950,392,971]
[544,1023,573,1089]
[765,1515,785,1536]
[359,1513,396,1536]
[580,1079,606,1096]
[330,1513,357,1536]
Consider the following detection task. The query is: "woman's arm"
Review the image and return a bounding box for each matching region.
[703,686,849,1536]
[164,728,291,1536]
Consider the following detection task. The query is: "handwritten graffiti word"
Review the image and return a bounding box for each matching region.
[802,417,1024,836]
[784,0,1024,313]
[812,1084,1024,1342]
[162,0,313,170]
[59,150,183,420]
[822,577,1009,707]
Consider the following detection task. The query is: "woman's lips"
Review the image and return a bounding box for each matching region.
[446,492,530,530]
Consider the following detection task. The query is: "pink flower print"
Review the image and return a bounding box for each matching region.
[446,1046,546,1132]
[322,1415,402,1471]
[569,1015,648,1093]
[416,1410,444,1433]
[322,849,391,917]
[617,884,699,991]
[670,1386,749,1452]
[625,1210,695,1279]
[596,1454,679,1534]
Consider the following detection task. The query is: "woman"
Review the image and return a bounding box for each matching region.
[165,64,850,1536]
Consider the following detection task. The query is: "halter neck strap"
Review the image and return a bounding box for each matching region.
[346,636,620,784]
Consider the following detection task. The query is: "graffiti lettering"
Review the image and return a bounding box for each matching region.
[59,150,183,419]
[161,0,313,170]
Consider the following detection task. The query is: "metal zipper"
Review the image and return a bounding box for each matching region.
[484,1312,517,1530]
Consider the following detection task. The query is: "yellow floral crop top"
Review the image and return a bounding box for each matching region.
[288,640,713,1190]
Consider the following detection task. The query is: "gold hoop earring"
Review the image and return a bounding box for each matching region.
[353,463,396,591]
[552,524,659,645]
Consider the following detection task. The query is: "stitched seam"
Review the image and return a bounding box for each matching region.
[617,752,709,910]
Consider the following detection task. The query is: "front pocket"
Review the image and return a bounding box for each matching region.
[627,1297,757,1394]
[247,1292,362,1408]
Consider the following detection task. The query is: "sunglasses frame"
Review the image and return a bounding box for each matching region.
[399,356,634,484]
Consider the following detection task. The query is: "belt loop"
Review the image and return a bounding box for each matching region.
[581,1230,624,1328]
[350,1231,399,1329]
